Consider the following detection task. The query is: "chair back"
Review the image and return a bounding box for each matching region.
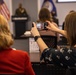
[41,35,57,48]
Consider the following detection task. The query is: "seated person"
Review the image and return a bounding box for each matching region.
[31,12,76,69]
[0,14,35,75]
[37,8,60,42]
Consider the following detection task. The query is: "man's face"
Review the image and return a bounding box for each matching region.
[19,4,22,8]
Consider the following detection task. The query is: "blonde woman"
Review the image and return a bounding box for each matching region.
[0,14,35,75]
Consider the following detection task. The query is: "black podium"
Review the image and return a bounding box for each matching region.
[12,16,28,38]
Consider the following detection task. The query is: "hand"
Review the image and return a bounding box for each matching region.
[46,21,67,38]
[31,22,40,37]
[46,21,60,32]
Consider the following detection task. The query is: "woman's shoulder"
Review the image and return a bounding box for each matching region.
[11,48,29,57]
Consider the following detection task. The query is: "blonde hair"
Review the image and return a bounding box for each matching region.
[0,14,13,49]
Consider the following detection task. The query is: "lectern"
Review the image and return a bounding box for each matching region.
[12,16,28,37]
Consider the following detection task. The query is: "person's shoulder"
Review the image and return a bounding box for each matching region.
[23,8,26,11]
[53,22,58,27]
[12,49,29,57]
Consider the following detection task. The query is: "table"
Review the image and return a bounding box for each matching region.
[29,53,41,63]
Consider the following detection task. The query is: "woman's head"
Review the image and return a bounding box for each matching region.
[39,8,52,22]
[65,12,76,46]
[0,14,13,50]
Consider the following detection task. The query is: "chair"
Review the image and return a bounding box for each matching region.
[32,63,66,75]
[41,35,57,48]
[66,67,76,75]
